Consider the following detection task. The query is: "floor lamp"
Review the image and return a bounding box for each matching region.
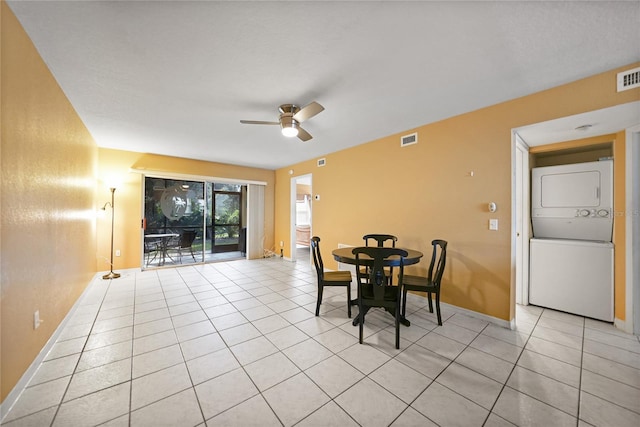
[102,187,121,280]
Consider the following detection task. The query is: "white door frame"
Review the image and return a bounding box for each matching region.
[513,134,530,310]
[626,125,640,335]
[290,173,312,263]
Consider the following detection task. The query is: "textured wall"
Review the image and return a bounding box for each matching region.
[1,3,98,402]
[96,149,276,271]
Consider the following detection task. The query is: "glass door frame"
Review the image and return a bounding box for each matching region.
[211,185,244,254]
[142,175,207,269]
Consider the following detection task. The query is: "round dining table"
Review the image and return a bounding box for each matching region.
[332,246,423,326]
[332,247,423,267]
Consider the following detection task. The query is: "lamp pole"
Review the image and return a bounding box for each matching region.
[103,187,121,280]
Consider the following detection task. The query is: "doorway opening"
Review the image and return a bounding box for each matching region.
[513,102,639,334]
[290,174,312,265]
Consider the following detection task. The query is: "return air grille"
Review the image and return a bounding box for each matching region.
[400,132,418,147]
[617,67,640,92]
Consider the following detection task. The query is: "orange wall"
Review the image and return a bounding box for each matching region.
[96,150,276,270]
[1,3,98,401]
[274,63,640,322]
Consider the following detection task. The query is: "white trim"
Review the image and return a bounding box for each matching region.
[290,177,297,262]
[405,293,513,330]
[614,317,627,333]
[625,124,640,335]
[129,168,267,186]
[512,132,531,319]
[441,301,513,330]
[0,272,106,423]
[290,173,313,263]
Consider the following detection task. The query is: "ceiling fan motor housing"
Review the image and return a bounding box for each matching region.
[278,104,300,115]
[279,105,300,133]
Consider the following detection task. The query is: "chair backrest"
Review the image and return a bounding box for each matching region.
[144,238,160,252]
[180,230,197,248]
[353,246,407,301]
[363,234,397,248]
[428,239,448,288]
[310,236,324,281]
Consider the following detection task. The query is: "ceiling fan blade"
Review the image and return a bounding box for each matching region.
[240,120,280,125]
[293,101,324,123]
[297,127,313,142]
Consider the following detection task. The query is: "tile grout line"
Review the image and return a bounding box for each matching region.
[49,274,121,427]
[480,307,542,426]
[189,263,292,426]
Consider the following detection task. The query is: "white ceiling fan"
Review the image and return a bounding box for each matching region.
[240,101,324,142]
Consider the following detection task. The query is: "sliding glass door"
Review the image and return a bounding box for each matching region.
[211,183,243,253]
[142,177,250,268]
[143,177,205,267]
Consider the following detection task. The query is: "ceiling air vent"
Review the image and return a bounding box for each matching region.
[617,67,640,92]
[401,132,418,147]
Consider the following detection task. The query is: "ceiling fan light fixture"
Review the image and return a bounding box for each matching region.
[282,127,299,137]
[280,116,299,137]
[241,101,322,142]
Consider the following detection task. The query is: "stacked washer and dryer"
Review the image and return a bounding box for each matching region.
[529,159,614,322]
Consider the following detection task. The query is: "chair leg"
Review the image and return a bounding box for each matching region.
[435,292,442,326]
[401,289,408,318]
[353,298,364,344]
[358,303,364,344]
[346,284,352,318]
[395,303,400,349]
[427,292,434,313]
[315,285,323,316]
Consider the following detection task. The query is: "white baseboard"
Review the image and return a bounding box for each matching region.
[440,300,513,330]
[0,272,103,422]
[614,317,633,334]
[406,293,513,330]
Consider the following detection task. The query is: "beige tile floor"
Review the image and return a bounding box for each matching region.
[2,257,639,426]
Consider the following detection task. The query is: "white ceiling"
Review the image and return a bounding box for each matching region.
[516,100,640,146]
[7,1,640,169]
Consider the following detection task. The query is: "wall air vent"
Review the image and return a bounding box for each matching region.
[617,67,640,92]
[400,132,418,147]
[317,158,326,167]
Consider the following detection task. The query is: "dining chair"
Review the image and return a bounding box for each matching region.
[363,234,398,248]
[144,238,160,266]
[400,239,448,325]
[353,246,407,349]
[310,236,353,318]
[168,229,198,263]
[361,234,398,285]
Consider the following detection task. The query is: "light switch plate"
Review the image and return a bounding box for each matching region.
[489,219,498,231]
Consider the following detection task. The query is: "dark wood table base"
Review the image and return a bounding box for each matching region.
[349,299,411,327]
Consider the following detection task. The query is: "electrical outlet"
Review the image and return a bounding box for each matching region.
[34,310,41,329]
[115,249,121,257]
